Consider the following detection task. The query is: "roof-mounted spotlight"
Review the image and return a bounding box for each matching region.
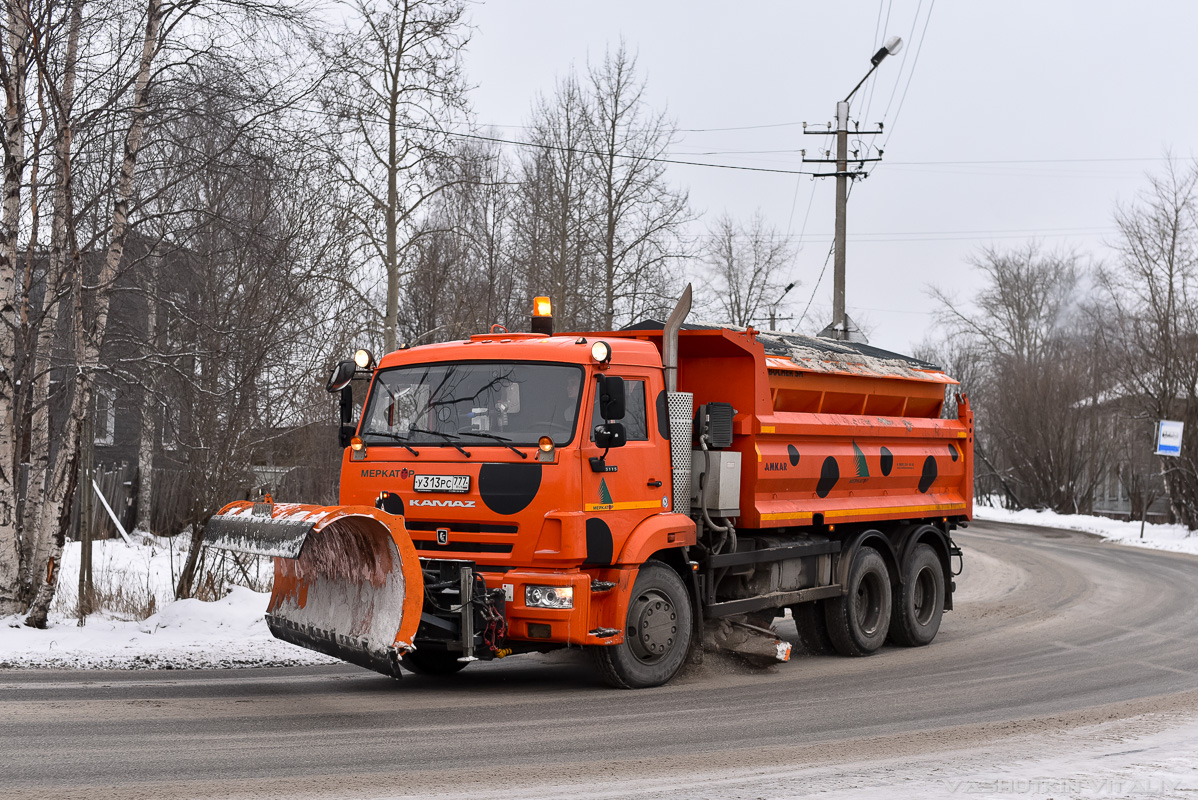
[590,340,612,365]
[354,348,375,370]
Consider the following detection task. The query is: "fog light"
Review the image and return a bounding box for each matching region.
[525,585,573,609]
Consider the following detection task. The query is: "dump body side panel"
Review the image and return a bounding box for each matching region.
[598,325,972,529]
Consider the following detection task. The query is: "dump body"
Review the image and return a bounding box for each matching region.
[606,323,973,531]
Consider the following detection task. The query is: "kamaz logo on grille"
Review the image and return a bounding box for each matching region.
[410,499,476,508]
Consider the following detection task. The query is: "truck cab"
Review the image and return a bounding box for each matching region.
[340,333,696,676]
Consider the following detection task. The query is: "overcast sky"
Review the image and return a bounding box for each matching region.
[457,1,1197,354]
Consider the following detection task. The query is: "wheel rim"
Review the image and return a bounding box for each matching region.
[626,588,679,664]
[854,571,884,636]
[912,565,937,625]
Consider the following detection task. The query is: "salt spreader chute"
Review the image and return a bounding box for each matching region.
[205,501,424,678]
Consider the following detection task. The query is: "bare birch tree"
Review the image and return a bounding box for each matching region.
[930,244,1107,512]
[584,41,690,329]
[318,0,469,353]
[700,210,795,327]
[1096,159,1198,529]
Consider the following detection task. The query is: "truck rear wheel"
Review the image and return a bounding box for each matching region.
[398,648,469,676]
[889,543,944,647]
[590,562,693,689]
[824,546,891,656]
[790,601,835,654]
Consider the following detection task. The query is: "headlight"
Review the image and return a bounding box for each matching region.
[525,585,573,609]
[354,348,375,369]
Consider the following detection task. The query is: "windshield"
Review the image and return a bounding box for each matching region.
[360,361,585,447]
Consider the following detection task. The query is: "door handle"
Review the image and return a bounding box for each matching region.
[647,479,663,488]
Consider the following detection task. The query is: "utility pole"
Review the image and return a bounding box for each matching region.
[803,36,903,342]
[832,100,849,339]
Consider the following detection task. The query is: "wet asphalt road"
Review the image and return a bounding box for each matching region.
[3,520,1198,799]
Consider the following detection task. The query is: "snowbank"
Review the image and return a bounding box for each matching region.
[974,502,1198,556]
[1,537,335,669]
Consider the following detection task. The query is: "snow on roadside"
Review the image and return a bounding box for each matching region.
[974,501,1198,556]
[1,537,335,670]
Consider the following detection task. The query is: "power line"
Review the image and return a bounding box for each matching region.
[881,0,935,151]
[862,0,893,125]
[880,0,921,123]
[375,122,825,176]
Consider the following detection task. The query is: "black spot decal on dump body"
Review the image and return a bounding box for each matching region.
[948,444,959,462]
[788,444,801,466]
[376,492,405,516]
[584,518,614,566]
[656,390,670,440]
[478,462,542,515]
[919,456,938,493]
[816,456,840,498]
[880,447,894,476]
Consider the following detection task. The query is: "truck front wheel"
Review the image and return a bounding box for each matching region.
[590,562,694,689]
[824,546,892,656]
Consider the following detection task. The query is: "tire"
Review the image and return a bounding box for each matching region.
[398,647,469,676]
[889,543,945,647]
[790,601,836,654]
[824,546,892,656]
[590,562,694,689]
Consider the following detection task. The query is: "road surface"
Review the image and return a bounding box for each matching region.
[3,520,1198,799]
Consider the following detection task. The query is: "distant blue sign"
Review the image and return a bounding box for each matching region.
[1155,420,1184,457]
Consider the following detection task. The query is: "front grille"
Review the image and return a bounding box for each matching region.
[412,540,514,554]
[405,521,518,534]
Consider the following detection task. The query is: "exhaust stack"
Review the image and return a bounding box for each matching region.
[663,284,691,393]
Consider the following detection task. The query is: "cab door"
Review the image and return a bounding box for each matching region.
[579,368,672,566]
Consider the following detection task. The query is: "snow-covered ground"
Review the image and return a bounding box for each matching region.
[974,501,1198,556]
[0,536,333,669]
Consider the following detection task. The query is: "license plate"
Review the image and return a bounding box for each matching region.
[414,474,470,493]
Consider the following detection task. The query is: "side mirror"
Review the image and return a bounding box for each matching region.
[593,422,626,450]
[596,375,626,421]
[326,360,356,393]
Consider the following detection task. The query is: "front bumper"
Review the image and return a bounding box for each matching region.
[483,567,636,646]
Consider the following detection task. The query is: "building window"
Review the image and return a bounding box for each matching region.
[94,389,116,447]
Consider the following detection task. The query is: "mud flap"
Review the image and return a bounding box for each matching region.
[206,502,424,678]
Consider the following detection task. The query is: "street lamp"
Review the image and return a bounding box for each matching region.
[805,35,902,343]
[769,282,796,330]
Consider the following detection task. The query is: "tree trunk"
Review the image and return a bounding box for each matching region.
[26,0,160,626]
[135,261,159,533]
[0,0,30,615]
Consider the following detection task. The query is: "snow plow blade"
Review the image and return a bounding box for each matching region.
[206,501,424,678]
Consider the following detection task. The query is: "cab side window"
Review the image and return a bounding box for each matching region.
[591,379,648,441]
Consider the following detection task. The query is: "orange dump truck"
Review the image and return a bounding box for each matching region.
[207,287,971,688]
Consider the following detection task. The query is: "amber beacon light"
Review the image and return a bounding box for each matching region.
[531,296,554,335]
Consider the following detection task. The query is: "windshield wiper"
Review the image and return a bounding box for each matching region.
[407,426,472,457]
[455,430,528,459]
[362,431,420,456]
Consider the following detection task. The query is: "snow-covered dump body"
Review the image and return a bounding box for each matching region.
[613,322,973,531]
